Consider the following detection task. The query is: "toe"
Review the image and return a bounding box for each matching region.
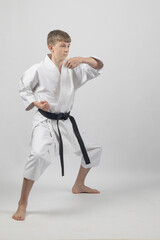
[93,189,100,193]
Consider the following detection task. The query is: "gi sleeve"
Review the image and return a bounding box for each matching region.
[19,64,39,111]
[73,56,104,89]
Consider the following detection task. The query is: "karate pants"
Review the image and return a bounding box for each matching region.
[23,118,102,181]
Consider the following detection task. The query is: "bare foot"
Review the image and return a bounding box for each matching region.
[12,203,27,221]
[72,184,100,194]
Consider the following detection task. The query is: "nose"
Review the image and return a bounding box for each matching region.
[64,47,69,54]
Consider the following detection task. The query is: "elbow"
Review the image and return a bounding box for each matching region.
[98,61,104,69]
[90,57,104,70]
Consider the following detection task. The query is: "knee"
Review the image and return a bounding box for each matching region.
[30,148,48,160]
[92,144,102,154]
[31,150,40,159]
[97,144,102,151]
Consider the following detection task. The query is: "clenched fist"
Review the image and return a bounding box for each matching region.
[64,57,83,69]
[33,101,50,111]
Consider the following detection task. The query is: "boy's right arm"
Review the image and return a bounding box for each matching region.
[19,64,50,111]
[19,64,50,112]
[33,101,50,111]
[19,64,38,111]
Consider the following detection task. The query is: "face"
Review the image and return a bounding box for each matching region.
[49,41,71,60]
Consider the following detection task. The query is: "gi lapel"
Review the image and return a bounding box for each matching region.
[55,65,74,113]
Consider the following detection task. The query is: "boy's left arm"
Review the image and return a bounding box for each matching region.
[65,56,104,89]
[65,56,104,70]
[82,57,104,69]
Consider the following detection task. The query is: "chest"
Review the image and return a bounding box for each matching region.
[36,66,77,94]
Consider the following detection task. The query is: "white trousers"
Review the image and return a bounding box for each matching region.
[23,118,102,181]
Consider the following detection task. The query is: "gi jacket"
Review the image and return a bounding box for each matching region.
[19,54,104,143]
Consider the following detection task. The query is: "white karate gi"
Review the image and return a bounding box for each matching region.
[19,54,103,181]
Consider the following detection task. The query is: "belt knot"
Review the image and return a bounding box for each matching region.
[57,112,70,120]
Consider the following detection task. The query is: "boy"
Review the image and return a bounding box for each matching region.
[12,30,104,221]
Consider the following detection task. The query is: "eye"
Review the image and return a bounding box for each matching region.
[61,45,70,48]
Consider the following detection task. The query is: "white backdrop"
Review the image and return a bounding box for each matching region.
[0,0,159,181]
[0,0,160,238]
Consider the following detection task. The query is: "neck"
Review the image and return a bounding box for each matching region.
[50,54,64,69]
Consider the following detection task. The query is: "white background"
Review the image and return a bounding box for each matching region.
[0,0,160,239]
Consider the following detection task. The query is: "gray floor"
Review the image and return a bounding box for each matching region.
[0,164,160,240]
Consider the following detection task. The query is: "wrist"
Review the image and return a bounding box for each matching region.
[81,57,91,64]
[81,57,85,64]
[33,101,39,107]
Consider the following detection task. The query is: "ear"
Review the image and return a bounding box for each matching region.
[48,44,54,52]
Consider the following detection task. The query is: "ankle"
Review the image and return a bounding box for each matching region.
[18,200,28,206]
[73,182,85,188]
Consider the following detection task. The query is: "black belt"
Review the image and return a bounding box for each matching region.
[38,109,91,176]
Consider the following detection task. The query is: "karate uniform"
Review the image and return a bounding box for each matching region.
[19,54,103,181]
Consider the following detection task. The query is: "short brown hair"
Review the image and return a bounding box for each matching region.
[47,30,71,46]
